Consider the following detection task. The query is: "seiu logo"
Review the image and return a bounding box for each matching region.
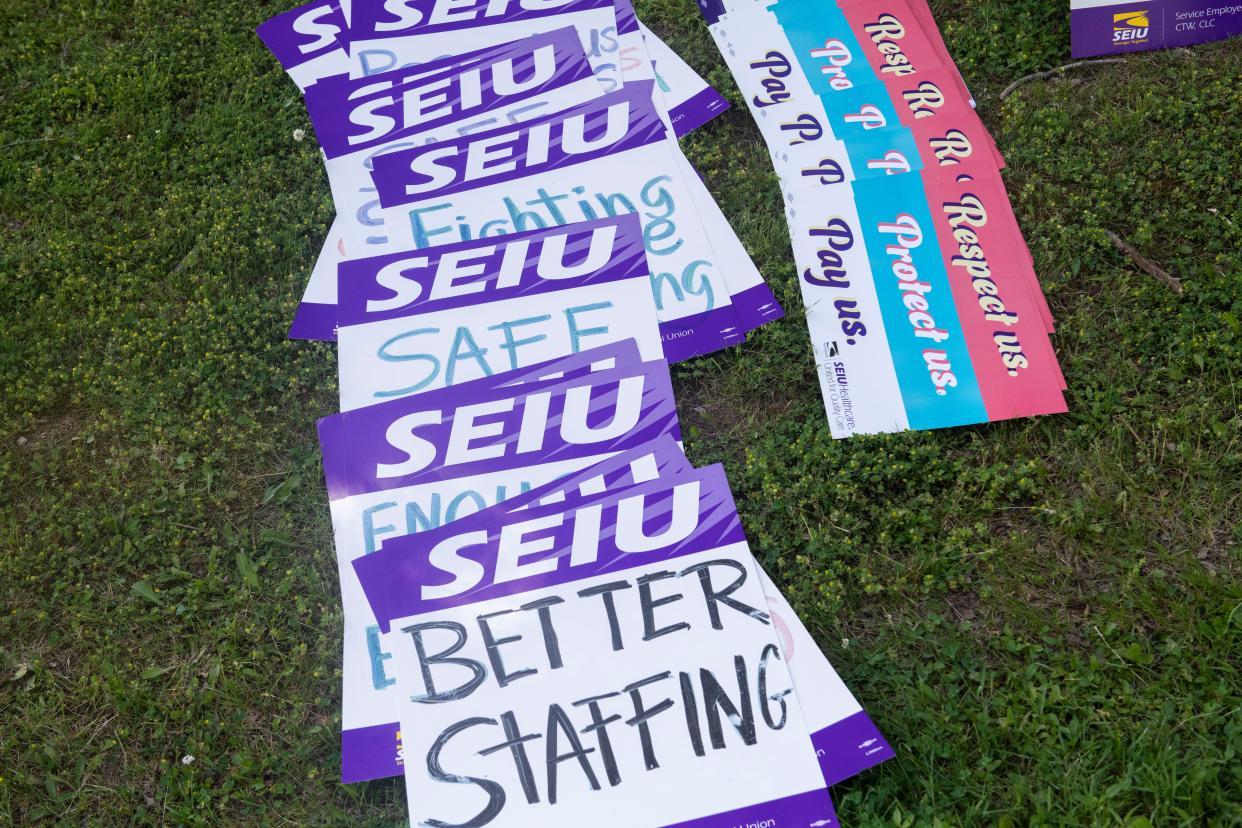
[1112,11,1150,43]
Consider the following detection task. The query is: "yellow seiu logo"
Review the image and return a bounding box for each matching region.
[1113,11,1150,43]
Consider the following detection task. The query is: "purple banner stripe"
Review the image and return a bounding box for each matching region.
[614,0,640,34]
[340,722,403,783]
[337,215,648,328]
[658,301,746,363]
[350,0,615,39]
[370,82,667,206]
[257,0,347,69]
[318,359,679,499]
[309,27,593,158]
[663,787,838,828]
[317,340,648,483]
[356,464,745,630]
[813,709,895,786]
[287,300,338,342]
[667,84,731,138]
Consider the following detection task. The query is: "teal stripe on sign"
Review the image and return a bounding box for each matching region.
[772,0,906,137]
[851,174,988,430]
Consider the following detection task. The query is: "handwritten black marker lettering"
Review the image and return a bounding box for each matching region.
[424,717,505,828]
[577,580,633,651]
[403,620,487,703]
[637,570,691,641]
[545,703,600,804]
[681,560,770,630]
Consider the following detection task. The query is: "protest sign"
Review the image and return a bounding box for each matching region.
[305,31,597,160]
[263,0,728,140]
[255,0,914,817]
[1072,0,1242,56]
[759,0,995,175]
[703,3,923,184]
[784,168,1065,433]
[334,216,665,410]
[338,438,692,783]
[702,0,1066,436]
[257,0,349,89]
[435,433,895,787]
[258,2,741,345]
[262,0,728,139]
[782,184,910,436]
[345,0,623,88]
[320,357,681,503]
[784,21,1050,343]
[319,337,684,781]
[350,448,891,792]
[369,84,749,361]
[822,173,990,431]
[291,31,605,340]
[702,0,1000,197]
[356,466,839,827]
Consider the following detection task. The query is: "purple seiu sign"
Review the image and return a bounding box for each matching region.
[370,81,667,205]
[352,433,695,625]
[318,356,681,500]
[1072,0,1242,57]
[334,224,665,411]
[353,465,840,828]
[338,425,695,646]
[307,27,594,158]
[337,215,648,328]
[613,0,639,35]
[363,82,746,364]
[335,435,691,782]
[349,0,615,39]
[355,464,746,632]
[256,0,349,87]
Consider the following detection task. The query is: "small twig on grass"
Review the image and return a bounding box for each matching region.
[1103,230,1183,295]
[169,242,201,278]
[0,136,56,152]
[999,58,1127,100]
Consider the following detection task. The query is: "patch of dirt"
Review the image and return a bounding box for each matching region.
[945,590,979,623]
[11,408,92,452]
[677,375,802,449]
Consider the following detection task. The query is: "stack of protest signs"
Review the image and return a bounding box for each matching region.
[258,0,782,362]
[258,0,894,824]
[700,0,1068,437]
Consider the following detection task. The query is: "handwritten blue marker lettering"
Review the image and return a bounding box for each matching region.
[375,327,441,397]
[564,301,614,352]
[366,625,396,689]
[362,501,398,553]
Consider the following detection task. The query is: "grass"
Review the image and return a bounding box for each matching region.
[0,0,1239,824]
